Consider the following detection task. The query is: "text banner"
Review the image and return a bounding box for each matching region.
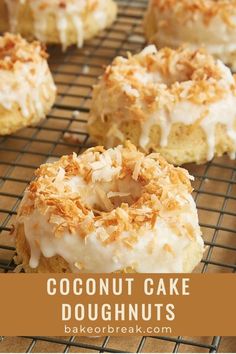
[0,274,235,336]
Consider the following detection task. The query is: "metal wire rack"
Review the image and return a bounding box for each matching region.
[0,0,235,352]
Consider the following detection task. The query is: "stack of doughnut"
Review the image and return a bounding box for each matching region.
[15,142,204,273]
[1,0,117,50]
[0,33,56,135]
[88,45,236,165]
[144,0,236,70]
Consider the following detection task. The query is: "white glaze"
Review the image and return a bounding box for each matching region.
[139,94,236,161]
[138,54,236,160]
[21,193,203,273]
[5,0,110,50]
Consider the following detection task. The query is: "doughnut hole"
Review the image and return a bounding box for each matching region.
[144,53,213,86]
[147,65,195,87]
[84,175,143,213]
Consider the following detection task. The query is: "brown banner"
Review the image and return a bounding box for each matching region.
[0,274,235,336]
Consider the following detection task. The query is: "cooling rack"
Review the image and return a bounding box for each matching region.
[0,0,235,352]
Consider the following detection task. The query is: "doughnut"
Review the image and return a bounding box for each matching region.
[88,45,236,165]
[144,0,236,70]
[3,0,117,51]
[15,142,204,273]
[0,33,56,135]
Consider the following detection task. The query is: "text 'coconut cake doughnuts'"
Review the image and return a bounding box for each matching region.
[144,0,236,70]
[88,45,236,165]
[15,142,204,273]
[2,0,117,50]
[0,33,56,136]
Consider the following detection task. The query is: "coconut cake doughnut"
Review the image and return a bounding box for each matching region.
[3,0,117,51]
[144,0,236,70]
[88,45,236,165]
[0,33,56,136]
[15,142,204,273]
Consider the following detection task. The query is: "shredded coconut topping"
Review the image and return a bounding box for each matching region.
[99,45,232,111]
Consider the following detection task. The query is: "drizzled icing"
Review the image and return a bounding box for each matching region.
[4,0,24,32]
[23,203,203,273]
[139,95,236,161]
[90,45,236,161]
[0,33,56,118]
[17,144,204,273]
[5,0,110,50]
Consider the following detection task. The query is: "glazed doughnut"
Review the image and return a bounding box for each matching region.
[88,45,236,165]
[15,142,204,273]
[144,0,236,70]
[3,0,117,50]
[0,33,56,136]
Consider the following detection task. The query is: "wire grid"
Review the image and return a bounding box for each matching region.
[0,0,235,352]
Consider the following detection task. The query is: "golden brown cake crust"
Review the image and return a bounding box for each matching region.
[89,120,236,165]
[16,224,72,273]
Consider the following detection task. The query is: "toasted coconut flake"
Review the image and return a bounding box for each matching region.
[163,243,175,256]
[107,191,131,198]
[54,167,65,183]
[132,157,143,181]
[74,261,84,270]
[14,264,24,273]
[96,186,114,211]
[185,223,196,240]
